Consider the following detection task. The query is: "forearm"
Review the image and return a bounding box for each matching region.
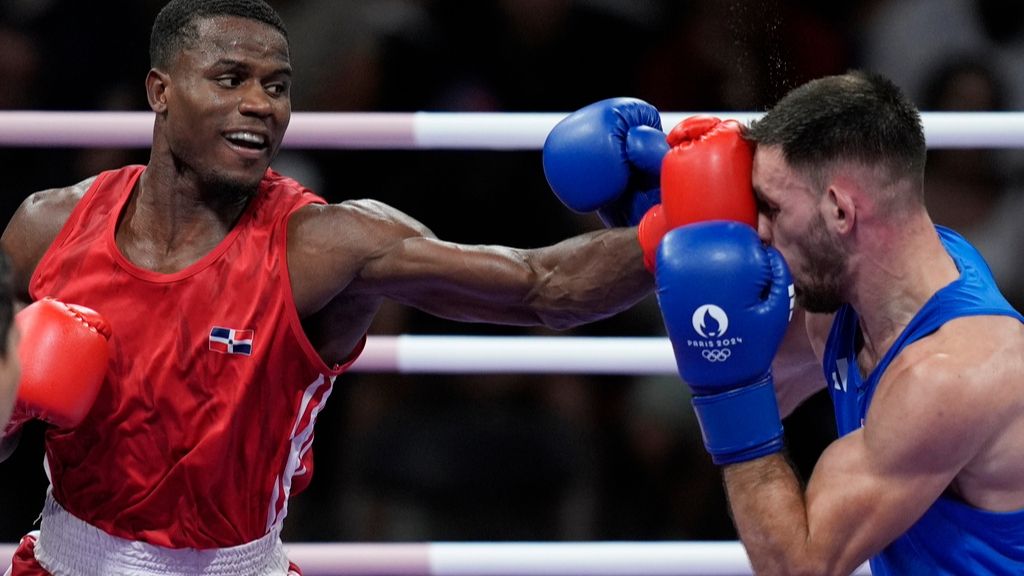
[656,222,811,571]
[528,227,652,329]
[723,455,834,576]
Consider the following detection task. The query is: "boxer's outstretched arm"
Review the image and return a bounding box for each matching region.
[377,226,651,328]
[289,199,652,331]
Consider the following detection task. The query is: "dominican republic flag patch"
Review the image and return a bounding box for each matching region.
[209,327,254,356]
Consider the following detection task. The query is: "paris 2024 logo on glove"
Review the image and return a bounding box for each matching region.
[688,304,741,363]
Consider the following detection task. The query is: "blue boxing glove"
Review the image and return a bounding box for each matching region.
[655,221,794,465]
[543,98,669,227]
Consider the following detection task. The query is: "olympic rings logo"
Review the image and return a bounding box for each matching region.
[701,348,732,362]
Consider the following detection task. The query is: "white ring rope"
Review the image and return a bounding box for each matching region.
[351,335,676,375]
[0,111,1020,149]
[0,541,871,575]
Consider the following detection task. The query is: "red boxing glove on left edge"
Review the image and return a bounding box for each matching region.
[3,298,111,438]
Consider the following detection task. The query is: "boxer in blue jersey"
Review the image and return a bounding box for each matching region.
[654,71,1024,575]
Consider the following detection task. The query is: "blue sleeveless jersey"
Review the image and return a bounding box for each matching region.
[822,226,1024,575]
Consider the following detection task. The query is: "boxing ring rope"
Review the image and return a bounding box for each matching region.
[1,111,1023,149]
[0,542,870,575]
[350,335,677,374]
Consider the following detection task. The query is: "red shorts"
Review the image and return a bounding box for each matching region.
[6,533,303,576]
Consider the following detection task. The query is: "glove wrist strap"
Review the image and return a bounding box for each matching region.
[691,373,784,465]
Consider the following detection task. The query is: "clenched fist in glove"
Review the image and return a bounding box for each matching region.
[543,97,669,228]
[2,297,111,440]
[656,222,793,465]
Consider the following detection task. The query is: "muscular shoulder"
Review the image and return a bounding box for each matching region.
[904,315,1021,384]
[287,198,435,315]
[872,316,1024,448]
[296,197,432,238]
[289,199,434,267]
[934,316,1024,409]
[1,178,94,298]
[869,315,1024,507]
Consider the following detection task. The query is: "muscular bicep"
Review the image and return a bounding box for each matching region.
[291,199,540,323]
[357,227,650,328]
[800,356,990,570]
[290,198,649,329]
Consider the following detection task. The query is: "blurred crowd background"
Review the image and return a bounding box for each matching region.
[1,0,1023,544]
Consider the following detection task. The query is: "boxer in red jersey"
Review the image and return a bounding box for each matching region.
[0,1,676,574]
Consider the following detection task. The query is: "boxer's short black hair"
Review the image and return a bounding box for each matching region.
[748,70,926,191]
[150,0,288,69]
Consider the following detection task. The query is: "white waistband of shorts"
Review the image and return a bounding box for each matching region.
[34,491,291,576]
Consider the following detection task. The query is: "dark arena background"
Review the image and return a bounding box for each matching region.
[1,1,1023,573]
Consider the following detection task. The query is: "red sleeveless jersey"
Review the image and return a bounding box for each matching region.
[29,165,359,548]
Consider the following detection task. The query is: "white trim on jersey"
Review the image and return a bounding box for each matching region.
[265,374,336,532]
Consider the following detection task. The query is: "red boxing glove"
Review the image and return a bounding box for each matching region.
[640,115,757,272]
[638,204,669,273]
[3,298,111,437]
